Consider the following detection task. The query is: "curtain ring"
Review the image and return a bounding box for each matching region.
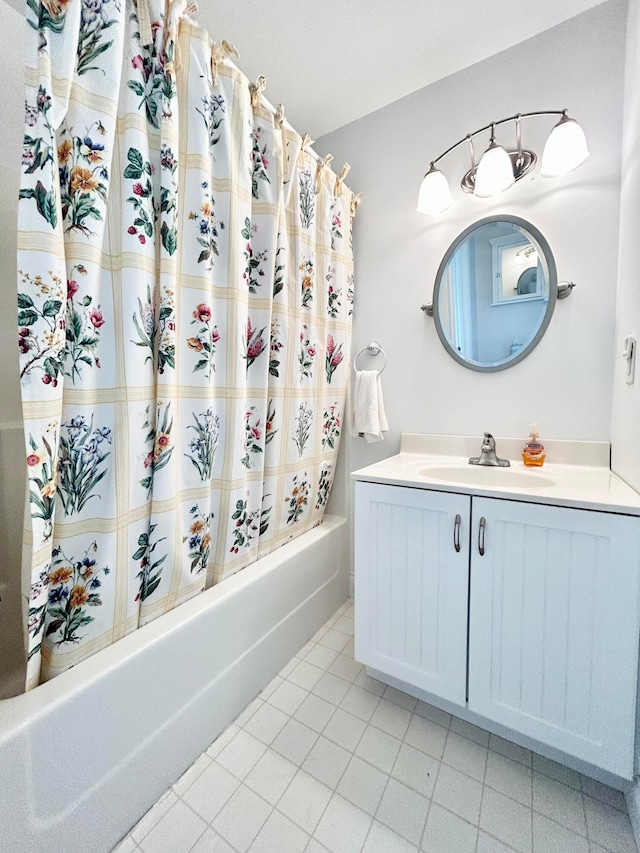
[210,39,238,85]
[350,192,363,216]
[314,154,333,194]
[335,162,351,194]
[249,75,267,109]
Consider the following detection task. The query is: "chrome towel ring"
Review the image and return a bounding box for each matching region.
[354,341,387,374]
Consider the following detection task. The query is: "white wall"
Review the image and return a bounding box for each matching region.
[318,0,627,476]
[611,0,640,493]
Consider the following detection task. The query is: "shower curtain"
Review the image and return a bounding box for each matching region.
[18,0,355,690]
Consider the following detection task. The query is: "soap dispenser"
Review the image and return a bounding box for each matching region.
[522,424,545,467]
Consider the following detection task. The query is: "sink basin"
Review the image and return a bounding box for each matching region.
[419,465,555,489]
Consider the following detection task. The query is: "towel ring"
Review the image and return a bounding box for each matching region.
[354,340,387,375]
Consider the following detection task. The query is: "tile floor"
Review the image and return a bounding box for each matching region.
[112,601,638,853]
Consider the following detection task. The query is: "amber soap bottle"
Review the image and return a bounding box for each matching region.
[522,424,546,467]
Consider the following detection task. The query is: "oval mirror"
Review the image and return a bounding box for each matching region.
[433,216,557,371]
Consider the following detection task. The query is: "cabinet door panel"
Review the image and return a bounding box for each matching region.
[354,482,470,706]
[469,497,640,778]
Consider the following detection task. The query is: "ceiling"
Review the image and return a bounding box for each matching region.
[5,0,608,138]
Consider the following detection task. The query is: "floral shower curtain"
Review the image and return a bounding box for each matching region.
[18,0,355,690]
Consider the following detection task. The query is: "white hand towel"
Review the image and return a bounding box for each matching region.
[352,369,389,443]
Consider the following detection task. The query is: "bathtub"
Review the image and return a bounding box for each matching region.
[0,514,349,853]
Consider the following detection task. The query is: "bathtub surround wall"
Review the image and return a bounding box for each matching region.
[318,0,626,476]
[18,0,355,689]
[0,3,27,697]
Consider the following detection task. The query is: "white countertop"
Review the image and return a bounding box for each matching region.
[351,434,640,516]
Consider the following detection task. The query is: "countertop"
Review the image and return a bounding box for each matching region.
[351,434,640,516]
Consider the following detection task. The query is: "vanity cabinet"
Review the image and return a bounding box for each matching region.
[354,481,640,778]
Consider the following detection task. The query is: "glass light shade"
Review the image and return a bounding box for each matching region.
[417,166,451,215]
[540,116,589,177]
[474,143,515,197]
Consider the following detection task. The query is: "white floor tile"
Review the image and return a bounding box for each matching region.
[484,750,532,807]
[313,672,352,705]
[260,675,283,700]
[355,725,402,774]
[244,748,298,806]
[207,724,240,760]
[480,787,533,853]
[112,837,137,853]
[294,693,337,733]
[476,830,519,852]
[173,754,212,797]
[288,660,325,691]
[306,842,331,853]
[302,736,352,788]
[181,761,240,823]
[532,772,587,836]
[391,743,439,799]
[362,820,419,852]
[277,770,333,834]
[279,658,299,679]
[382,685,417,712]
[328,653,363,683]
[272,718,319,765]
[421,803,478,853]
[235,696,263,727]
[332,616,355,636]
[580,775,627,812]
[343,638,355,658]
[433,764,483,825]
[243,701,290,745]
[354,670,387,697]
[311,626,329,643]
[340,684,381,722]
[211,785,272,853]
[337,755,389,815]
[267,679,309,715]
[370,698,412,740]
[489,734,532,767]
[190,828,236,853]
[305,644,339,670]
[442,731,487,782]
[248,809,309,853]
[138,800,207,853]
[314,793,372,853]
[323,708,367,751]
[298,640,316,657]
[318,628,351,652]
[216,729,267,780]
[376,777,430,846]
[131,790,178,844]
[404,715,448,761]
[532,753,580,790]
[414,702,451,730]
[583,795,637,853]
[532,812,589,853]
[449,717,490,746]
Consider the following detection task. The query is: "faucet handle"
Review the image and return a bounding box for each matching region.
[482,432,495,448]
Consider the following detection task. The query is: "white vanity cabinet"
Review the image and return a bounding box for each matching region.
[354,480,640,779]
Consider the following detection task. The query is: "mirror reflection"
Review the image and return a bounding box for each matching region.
[433,217,557,371]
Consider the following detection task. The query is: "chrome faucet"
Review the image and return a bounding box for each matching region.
[469,433,511,467]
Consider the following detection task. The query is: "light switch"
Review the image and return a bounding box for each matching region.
[623,335,636,385]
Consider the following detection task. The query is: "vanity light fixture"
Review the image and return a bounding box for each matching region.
[417,110,589,215]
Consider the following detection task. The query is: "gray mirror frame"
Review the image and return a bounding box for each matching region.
[432,215,558,372]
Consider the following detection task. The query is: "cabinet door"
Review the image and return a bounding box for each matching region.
[354,482,470,706]
[469,497,640,778]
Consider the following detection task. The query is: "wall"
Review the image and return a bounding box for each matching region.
[0,1,27,694]
[318,0,627,477]
[611,0,640,493]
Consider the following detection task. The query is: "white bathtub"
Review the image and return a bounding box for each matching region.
[0,515,349,853]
